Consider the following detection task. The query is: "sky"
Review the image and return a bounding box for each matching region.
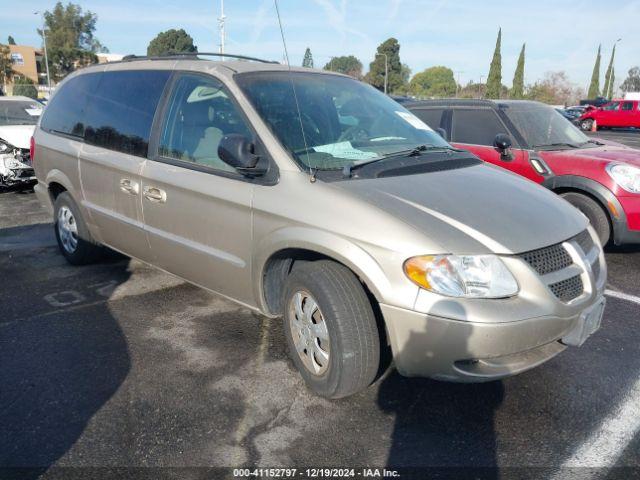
[1,0,639,92]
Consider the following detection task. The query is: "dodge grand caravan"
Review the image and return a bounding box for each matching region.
[33,54,607,398]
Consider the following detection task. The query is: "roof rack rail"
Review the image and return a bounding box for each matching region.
[121,52,279,64]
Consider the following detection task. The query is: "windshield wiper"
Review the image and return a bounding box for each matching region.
[532,142,580,149]
[342,144,458,178]
[585,139,605,146]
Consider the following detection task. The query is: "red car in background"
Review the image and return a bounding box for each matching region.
[407,99,640,246]
[578,99,640,131]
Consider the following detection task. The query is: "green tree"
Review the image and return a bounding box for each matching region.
[620,67,640,93]
[510,43,525,99]
[7,36,16,45]
[607,67,615,99]
[302,47,314,68]
[365,38,405,93]
[409,66,457,98]
[12,76,38,99]
[0,44,12,89]
[587,45,601,98]
[40,2,106,82]
[147,29,197,57]
[602,44,616,99]
[323,55,362,78]
[486,28,502,99]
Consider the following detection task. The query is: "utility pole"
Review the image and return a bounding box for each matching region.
[34,11,51,96]
[479,75,485,98]
[218,0,226,54]
[375,53,388,94]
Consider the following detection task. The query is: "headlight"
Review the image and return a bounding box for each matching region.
[403,254,518,298]
[0,138,11,153]
[606,163,640,193]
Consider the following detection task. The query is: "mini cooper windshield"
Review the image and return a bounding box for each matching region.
[236,71,450,170]
[501,102,592,150]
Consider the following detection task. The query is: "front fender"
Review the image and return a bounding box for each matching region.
[253,226,417,314]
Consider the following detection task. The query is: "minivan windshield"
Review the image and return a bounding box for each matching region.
[501,102,590,149]
[236,71,450,170]
[0,100,42,126]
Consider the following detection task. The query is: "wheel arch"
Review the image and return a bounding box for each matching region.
[254,228,393,317]
[544,175,625,242]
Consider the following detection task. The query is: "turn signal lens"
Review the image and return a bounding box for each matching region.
[403,254,518,298]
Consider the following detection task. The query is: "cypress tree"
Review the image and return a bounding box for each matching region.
[608,67,615,99]
[486,28,502,99]
[587,45,601,99]
[602,44,616,99]
[302,47,314,68]
[510,43,525,99]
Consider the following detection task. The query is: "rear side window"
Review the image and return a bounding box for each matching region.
[411,108,444,130]
[452,108,507,146]
[40,73,101,137]
[84,70,170,157]
[621,102,634,111]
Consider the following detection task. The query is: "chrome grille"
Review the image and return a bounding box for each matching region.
[549,275,584,302]
[520,244,572,275]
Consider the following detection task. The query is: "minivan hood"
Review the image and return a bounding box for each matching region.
[540,143,640,168]
[0,125,35,149]
[335,164,587,255]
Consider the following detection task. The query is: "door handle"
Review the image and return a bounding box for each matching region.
[119,178,139,195]
[143,186,167,203]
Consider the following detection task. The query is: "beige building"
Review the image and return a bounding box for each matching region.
[2,44,46,96]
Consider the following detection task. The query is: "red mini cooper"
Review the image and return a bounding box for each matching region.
[407,99,640,245]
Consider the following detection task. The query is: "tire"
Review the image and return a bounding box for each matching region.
[282,260,380,399]
[54,192,104,265]
[580,119,594,131]
[561,192,611,246]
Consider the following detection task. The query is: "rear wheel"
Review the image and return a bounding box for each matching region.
[561,192,611,246]
[282,260,380,399]
[54,192,104,265]
[580,118,594,131]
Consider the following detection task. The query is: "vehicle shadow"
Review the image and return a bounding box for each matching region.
[0,241,131,478]
[376,304,504,479]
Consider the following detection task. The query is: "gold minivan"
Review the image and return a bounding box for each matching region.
[33,54,606,398]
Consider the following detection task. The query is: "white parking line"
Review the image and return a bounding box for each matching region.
[557,375,640,471]
[605,289,640,305]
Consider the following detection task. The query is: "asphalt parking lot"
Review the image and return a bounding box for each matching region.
[2,132,640,479]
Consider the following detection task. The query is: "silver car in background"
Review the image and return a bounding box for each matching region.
[32,55,606,398]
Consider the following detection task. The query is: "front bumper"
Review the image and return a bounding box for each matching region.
[0,153,36,187]
[615,195,640,244]
[381,296,604,381]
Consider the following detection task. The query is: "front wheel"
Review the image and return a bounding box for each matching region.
[561,192,611,246]
[283,260,380,399]
[580,118,595,131]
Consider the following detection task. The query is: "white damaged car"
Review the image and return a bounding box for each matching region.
[0,96,42,188]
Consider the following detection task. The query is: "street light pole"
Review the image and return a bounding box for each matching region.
[455,70,464,97]
[479,75,485,98]
[34,11,51,96]
[218,0,226,54]
[375,53,388,94]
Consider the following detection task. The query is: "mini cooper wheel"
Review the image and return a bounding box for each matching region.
[561,192,611,246]
[54,192,104,265]
[283,260,380,399]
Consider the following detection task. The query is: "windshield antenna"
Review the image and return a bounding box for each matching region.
[273,0,315,182]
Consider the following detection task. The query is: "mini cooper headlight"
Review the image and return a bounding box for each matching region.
[606,163,640,194]
[404,254,518,298]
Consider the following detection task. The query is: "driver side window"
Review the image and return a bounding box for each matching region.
[159,74,253,172]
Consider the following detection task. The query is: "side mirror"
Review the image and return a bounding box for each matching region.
[493,133,514,161]
[436,127,447,139]
[218,134,266,176]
